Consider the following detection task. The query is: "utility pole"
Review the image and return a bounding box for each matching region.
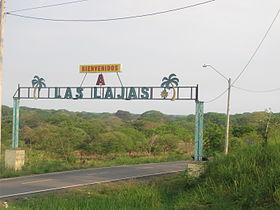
[0,0,6,159]
[203,64,231,155]
[224,78,231,154]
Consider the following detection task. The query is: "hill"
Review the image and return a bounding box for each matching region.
[1,105,280,177]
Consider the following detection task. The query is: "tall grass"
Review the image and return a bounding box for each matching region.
[9,180,170,210]
[15,187,162,210]
[175,143,280,209]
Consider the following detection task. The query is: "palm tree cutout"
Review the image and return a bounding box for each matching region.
[32,75,46,99]
[161,73,179,101]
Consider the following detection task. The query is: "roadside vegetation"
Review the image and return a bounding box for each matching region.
[1,107,194,177]
[8,143,280,209]
[1,106,280,178]
[1,106,280,208]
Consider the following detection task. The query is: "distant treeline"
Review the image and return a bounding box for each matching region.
[2,106,280,161]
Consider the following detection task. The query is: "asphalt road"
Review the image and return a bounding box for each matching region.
[0,161,187,199]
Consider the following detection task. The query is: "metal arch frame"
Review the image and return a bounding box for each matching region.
[12,85,204,161]
[13,85,199,100]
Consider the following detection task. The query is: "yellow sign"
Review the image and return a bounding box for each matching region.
[80,64,121,73]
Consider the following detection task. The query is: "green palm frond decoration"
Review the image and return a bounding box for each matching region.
[160,74,179,101]
[32,76,46,99]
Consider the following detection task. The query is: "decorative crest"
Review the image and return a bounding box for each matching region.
[160,74,179,101]
[32,76,46,99]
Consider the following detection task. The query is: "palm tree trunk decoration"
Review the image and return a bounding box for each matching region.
[170,83,177,101]
[160,74,179,101]
[32,76,46,99]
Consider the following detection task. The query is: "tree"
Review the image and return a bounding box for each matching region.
[138,110,169,123]
[204,112,226,126]
[119,127,146,153]
[56,126,90,162]
[154,124,192,142]
[145,135,159,154]
[161,74,179,101]
[94,131,128,154]
[204,122,224,154]
[232,125,254,138]
[21,125,35,150]
[115,110,134,121]
[156,134,179,153]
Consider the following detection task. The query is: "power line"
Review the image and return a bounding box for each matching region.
[6,0,88,13]
[204,88,228,103]
[6,0,215,22]
[232,8,280,86]
[205,8,279,104]
[233,85,280,93]
[206,83,280,104]
[204,8,279,104]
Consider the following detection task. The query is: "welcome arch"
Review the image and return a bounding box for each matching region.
[12,74,204,160]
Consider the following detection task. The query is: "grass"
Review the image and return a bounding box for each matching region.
[0,152,189,178]
[8,175,184,210]
[7,143,280,210]
[175,143,280,209]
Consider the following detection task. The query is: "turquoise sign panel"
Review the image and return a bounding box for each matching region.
[13,74,198,101]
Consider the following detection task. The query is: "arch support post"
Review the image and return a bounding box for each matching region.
[194,101,204,161]
[12,98,20,148]
[5,98,25,171]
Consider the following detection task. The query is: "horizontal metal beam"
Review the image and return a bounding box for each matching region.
[13,86,199,101]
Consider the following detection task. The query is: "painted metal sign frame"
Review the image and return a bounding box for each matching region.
[80,64,121,73]
[11,74,204,161]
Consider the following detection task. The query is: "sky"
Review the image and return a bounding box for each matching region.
[3,0,280,115]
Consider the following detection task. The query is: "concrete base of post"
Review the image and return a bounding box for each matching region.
[187,162,205,177]
[5,149,25,171]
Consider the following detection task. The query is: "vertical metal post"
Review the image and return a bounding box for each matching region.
[195,101,204,161]
[12,99,20,149]
[195,84,199,101]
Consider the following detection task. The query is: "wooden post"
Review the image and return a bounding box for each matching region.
[0,0,6,159]
[224,78,231,154]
